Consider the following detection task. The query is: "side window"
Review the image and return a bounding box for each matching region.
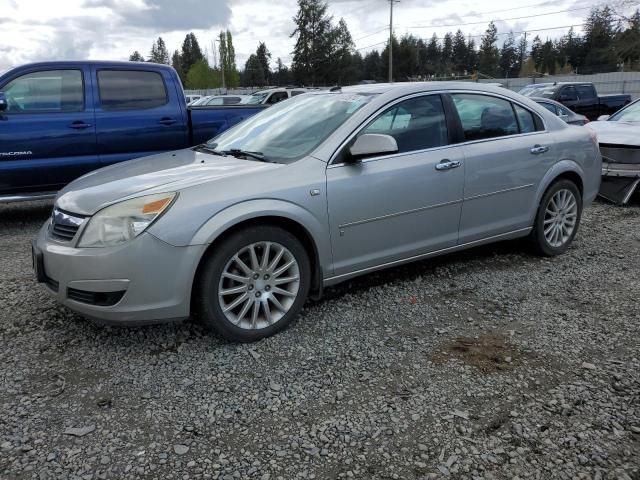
[576,85,595,100]
[452,94,518,141]
[207,97,224,106]
[361,95,449,153]
[514,104,536,133]
[540,102,558,115]
[291,90,306,97]
[98,70,168,111]
[267,92,288,104]
[560,86,577,101]
[3,70,83,113]
[223,97,241,105]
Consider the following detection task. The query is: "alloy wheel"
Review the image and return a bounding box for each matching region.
[543,188,578,248]
[218,241,300,330]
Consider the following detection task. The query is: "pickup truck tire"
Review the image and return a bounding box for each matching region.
[530,179,582,256]
[194,225,311,342]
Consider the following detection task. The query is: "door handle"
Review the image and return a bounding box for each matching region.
[69,121,92,129]
[435,159,461,171]
[159,117,177,125]
[530,145,549,155]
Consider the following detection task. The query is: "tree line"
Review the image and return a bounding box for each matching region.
[130,1,640,88]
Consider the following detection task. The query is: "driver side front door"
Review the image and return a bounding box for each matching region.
[326,93,465,279]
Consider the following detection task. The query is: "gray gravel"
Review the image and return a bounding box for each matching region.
[1,200,639,480]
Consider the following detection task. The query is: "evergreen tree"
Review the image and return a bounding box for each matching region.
[149,37,169,64]
[273,58,293,85]
[478,22,500,77]
[290,0,334,85]
[499,32,518,77]
[452,30,468,75]
[363,50,382,81]
[467,37,478,73]
[618,10,640,68]
[583,6,619,72]
[180,33,205,80]
[244,54,266,86]
[441,32,453,74]
[256,42,272,84]
[517,35,528,74]
[530,35,543,71]
[329,18,355,84]
[425,34,441,76]
[171,50,184,83]
[219,30,240,88]
[129,51,145,62]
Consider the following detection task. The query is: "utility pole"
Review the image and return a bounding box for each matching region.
[388,0,399,83]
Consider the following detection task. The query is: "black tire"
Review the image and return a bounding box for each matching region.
[530,179,582,256]
[194,225,311,342]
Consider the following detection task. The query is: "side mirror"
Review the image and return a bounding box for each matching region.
[597,114,610,121]
[0,92,7,112]
[348,134,398,161]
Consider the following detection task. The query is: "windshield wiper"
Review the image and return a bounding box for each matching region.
[223,149,275,163]
[193,144,226,156]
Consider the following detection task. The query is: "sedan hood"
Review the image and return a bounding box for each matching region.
[56,148,280,215]
[587,121,640,147]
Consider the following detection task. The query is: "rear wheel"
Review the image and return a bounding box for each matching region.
[530,179,582,256]
[194,226,311,342]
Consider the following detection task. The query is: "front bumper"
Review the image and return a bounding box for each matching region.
[33,221,206,325]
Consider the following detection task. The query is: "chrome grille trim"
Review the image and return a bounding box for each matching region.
[49,208,86,242]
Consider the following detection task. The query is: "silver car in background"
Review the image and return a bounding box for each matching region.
[33,83,602,342]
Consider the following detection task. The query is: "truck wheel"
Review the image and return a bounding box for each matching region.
[530,179,582,256]
[194,226,311,342]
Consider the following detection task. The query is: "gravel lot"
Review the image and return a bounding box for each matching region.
[1,200,639,480]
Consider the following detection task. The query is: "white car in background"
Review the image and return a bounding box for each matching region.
[191,95,251,106]
[242,87,309,105]
[185,94,203,105]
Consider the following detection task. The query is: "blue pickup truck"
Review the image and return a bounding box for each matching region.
[0,61,266,202]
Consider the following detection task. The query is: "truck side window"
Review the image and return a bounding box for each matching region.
[3,70,83,113]
[560,87,577,101]
[576,85,595,100]
[98,70,168,111]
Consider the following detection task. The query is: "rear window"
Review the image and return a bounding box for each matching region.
[98,70,168,111]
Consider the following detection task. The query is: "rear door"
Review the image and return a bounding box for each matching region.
[93,67,188,167]
[0,66,97,195]
[451,93,556,243]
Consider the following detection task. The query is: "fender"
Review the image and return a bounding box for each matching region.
[190,198,334,277]
[528,159,586,224]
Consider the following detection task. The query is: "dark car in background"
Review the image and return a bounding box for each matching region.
[519,82,631,120]
[533,97,589,125]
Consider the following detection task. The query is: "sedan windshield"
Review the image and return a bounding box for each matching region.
[609,100,640,122]
[244,92,269,105]
[207,92,376,162]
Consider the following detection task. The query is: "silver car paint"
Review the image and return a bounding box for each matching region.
[36,82,602,324]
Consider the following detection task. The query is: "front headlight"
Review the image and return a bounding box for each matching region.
[78,192,177,248]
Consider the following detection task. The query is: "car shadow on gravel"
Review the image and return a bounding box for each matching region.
[321,237,534,303]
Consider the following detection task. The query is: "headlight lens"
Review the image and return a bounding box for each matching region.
[78,192,176,248]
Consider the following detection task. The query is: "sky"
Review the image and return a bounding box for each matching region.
[0,0,632,72]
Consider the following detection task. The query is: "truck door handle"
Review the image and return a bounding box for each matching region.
[159,117,177,125]
[435,159,461,171]
[530,145,549,155]
[69,121,92,129]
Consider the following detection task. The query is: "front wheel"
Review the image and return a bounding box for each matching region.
[194,226,311,342]
[530,179,582,256]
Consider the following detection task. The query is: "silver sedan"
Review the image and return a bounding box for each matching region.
[34,83,602,342]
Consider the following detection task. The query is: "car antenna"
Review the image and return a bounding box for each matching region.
[329,86,342,92]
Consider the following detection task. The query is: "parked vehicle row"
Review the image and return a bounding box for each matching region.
[519,82,631,121]
[32,82,602,342]
[0,61,266,201]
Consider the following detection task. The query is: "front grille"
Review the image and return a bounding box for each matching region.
[49,208,85,242]
[67,288,126,307]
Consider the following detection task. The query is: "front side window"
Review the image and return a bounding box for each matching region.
[452,94,519,141]
[560,87,577,101]
[267,92,289,105]
[3,70,83,113]
[362,95,449,152]
[207,92,375,163]
[98,70,167,111]
[205,97,224,106]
